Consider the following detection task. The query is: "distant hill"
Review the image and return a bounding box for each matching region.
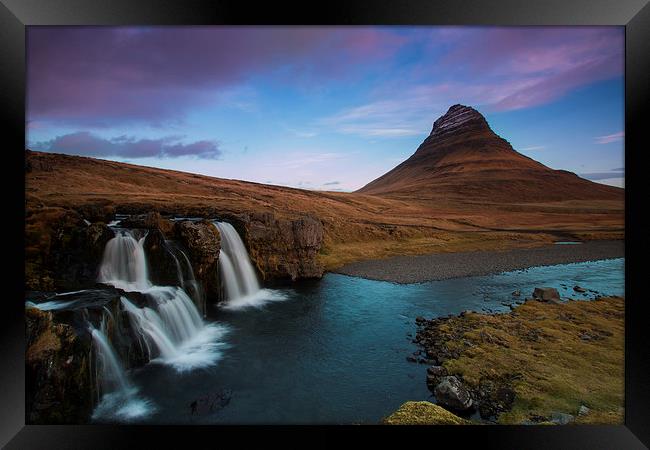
[357,104,622,202]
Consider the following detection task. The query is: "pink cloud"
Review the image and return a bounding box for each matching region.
[594,131,624,144]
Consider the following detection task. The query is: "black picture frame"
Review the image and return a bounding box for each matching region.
[1,0,648,448]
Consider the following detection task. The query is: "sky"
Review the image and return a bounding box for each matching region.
[26,26,625,191]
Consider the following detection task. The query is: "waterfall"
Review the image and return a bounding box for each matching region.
[91,325,131,395]
[214,221,288,309]
[89,323,154,421]
[214,221,260,298]
[166,240,204,312]
[121,289,227,371]
[98,230,150,292]
[96,227,228,372]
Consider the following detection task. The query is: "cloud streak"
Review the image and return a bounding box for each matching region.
[594,131,624,144]
[33,132,221,159]
[322,27,623,137]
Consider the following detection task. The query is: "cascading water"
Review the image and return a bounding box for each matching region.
[121,289,227,371]
[166,240,204,314]
[97,226,228,372]
[89,322,154,421]
[214,222,260,297]
[98,229,150,292]
[214,221,288,309]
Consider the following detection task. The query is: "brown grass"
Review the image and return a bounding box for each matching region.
[26,150,624,267]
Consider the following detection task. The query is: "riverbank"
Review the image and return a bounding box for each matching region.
[334,240,624,284]
[404,296,625,425]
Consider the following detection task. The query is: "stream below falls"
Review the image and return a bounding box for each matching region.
[122,257,624,424]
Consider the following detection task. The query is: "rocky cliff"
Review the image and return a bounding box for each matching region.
[231,212,324,281]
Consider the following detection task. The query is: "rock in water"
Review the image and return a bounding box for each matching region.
[532,287,560,302]
[573,286,587,293]
[434,376,474,411]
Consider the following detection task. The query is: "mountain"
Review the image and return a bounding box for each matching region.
[357,105,622,202]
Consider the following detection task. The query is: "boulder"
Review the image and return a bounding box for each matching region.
[578,405,591,416]
[573,286,587,293]
[532,287,560,302]
[434,376,474,411]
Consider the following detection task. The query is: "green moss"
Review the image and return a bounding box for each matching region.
[383,401,472,425]
[424,297,625,424]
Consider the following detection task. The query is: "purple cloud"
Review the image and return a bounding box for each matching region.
[33,131,221,159]
[27,27,406,126]
[440,27,623,111]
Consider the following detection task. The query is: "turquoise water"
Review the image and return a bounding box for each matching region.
[129,258,624,424]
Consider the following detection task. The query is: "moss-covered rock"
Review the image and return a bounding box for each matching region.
[414,296,625,424]
[383,401,471,425]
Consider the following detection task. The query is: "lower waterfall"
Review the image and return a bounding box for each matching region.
[89,323,154,421]
[121,289,227,371]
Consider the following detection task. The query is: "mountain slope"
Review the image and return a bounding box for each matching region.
[357,105,622,202]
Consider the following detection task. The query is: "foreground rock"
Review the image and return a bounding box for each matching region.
[413,296,625,424]
[434,376,474,411]
[383,401,471,425]
[25,288,151,424]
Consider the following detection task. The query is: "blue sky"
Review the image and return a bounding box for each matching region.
[27,26,625,190]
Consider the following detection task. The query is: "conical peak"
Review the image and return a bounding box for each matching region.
[429,104,490,138]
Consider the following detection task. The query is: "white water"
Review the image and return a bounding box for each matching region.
[26,299,78,311]
[98,230,150,291]
[121,290,228,371]
[214,221,288,309]
[167,241,203,310]
[90,324,154,421]
[96,227,228,372]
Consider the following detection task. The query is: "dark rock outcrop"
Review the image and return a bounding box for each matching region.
[143,229,182,287]
[235,212,324,281]
[26,307,94,424]
[75,202,116,224]
[174,220,220,303]
[26,208,114,291]
[120,211,174,235]
[434,376,474,411]
[426,365,448,390]
[26,287,152,424]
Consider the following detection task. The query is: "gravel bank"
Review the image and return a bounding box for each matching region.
[334,240,624,284]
